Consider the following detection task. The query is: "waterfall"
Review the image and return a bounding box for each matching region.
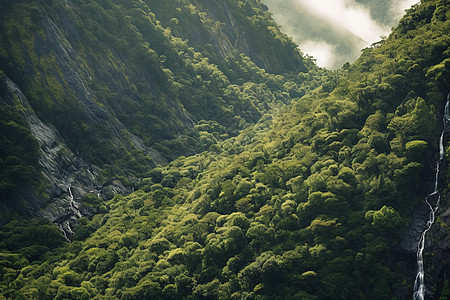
[413,94,449,300]
[68,186,74,206]
[59,223,72,243]
[68,185,81,218]
[57,186,82,243]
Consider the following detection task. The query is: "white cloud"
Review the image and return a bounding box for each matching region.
[261,0,421,69]
[391,0,419,19]
[298,0,389,43]
[299,40,335,68]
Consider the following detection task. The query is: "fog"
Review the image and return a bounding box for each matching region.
[262,0,419,69]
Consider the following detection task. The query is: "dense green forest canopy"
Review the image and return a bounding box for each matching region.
[0,0,450,299]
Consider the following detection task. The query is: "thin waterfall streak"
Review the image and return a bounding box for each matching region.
[413,94,449,300]
[445,95,450,124]
[59,223,72,243]
[68,186,74,209]
[68,185,82,218]
[87,168,95,180]
[434,158,440,193]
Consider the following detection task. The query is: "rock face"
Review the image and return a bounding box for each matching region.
[398,201,431,256]
[1,76,135,239]
[395,202,450,300]
[425,196,450,299]
[32,11,194,146]
[394,200,432,300]
[1,74,165,238]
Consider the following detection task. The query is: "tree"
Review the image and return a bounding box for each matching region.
[365,206,404,240]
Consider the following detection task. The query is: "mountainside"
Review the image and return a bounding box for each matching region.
[0,0,313,225]
[0,0,449,299]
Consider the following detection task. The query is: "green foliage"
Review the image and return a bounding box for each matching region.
[365,206,404,239]
[0,218,65,264]
[0,0,449,299]
[405,140,428,162]
[0,74,41,199]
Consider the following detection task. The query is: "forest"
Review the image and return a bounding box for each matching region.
[0,0,449,299]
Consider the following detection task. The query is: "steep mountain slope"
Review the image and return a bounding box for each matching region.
[0,0,449,299]
[0,0,313,224]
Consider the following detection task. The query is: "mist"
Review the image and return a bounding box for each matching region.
[262,0,419,69]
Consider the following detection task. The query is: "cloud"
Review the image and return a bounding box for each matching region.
[298,0,389,43]
[261,0,418,69]
[391,0,419,20]
[299,40,335,68]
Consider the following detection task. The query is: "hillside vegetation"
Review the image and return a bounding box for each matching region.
[0,0,313,219]
[0,0,449,299]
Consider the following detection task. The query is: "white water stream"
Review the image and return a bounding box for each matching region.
[59,222,72,243]
[68,186,74,206]
[58,185,81,243]
[413,94,450,300]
